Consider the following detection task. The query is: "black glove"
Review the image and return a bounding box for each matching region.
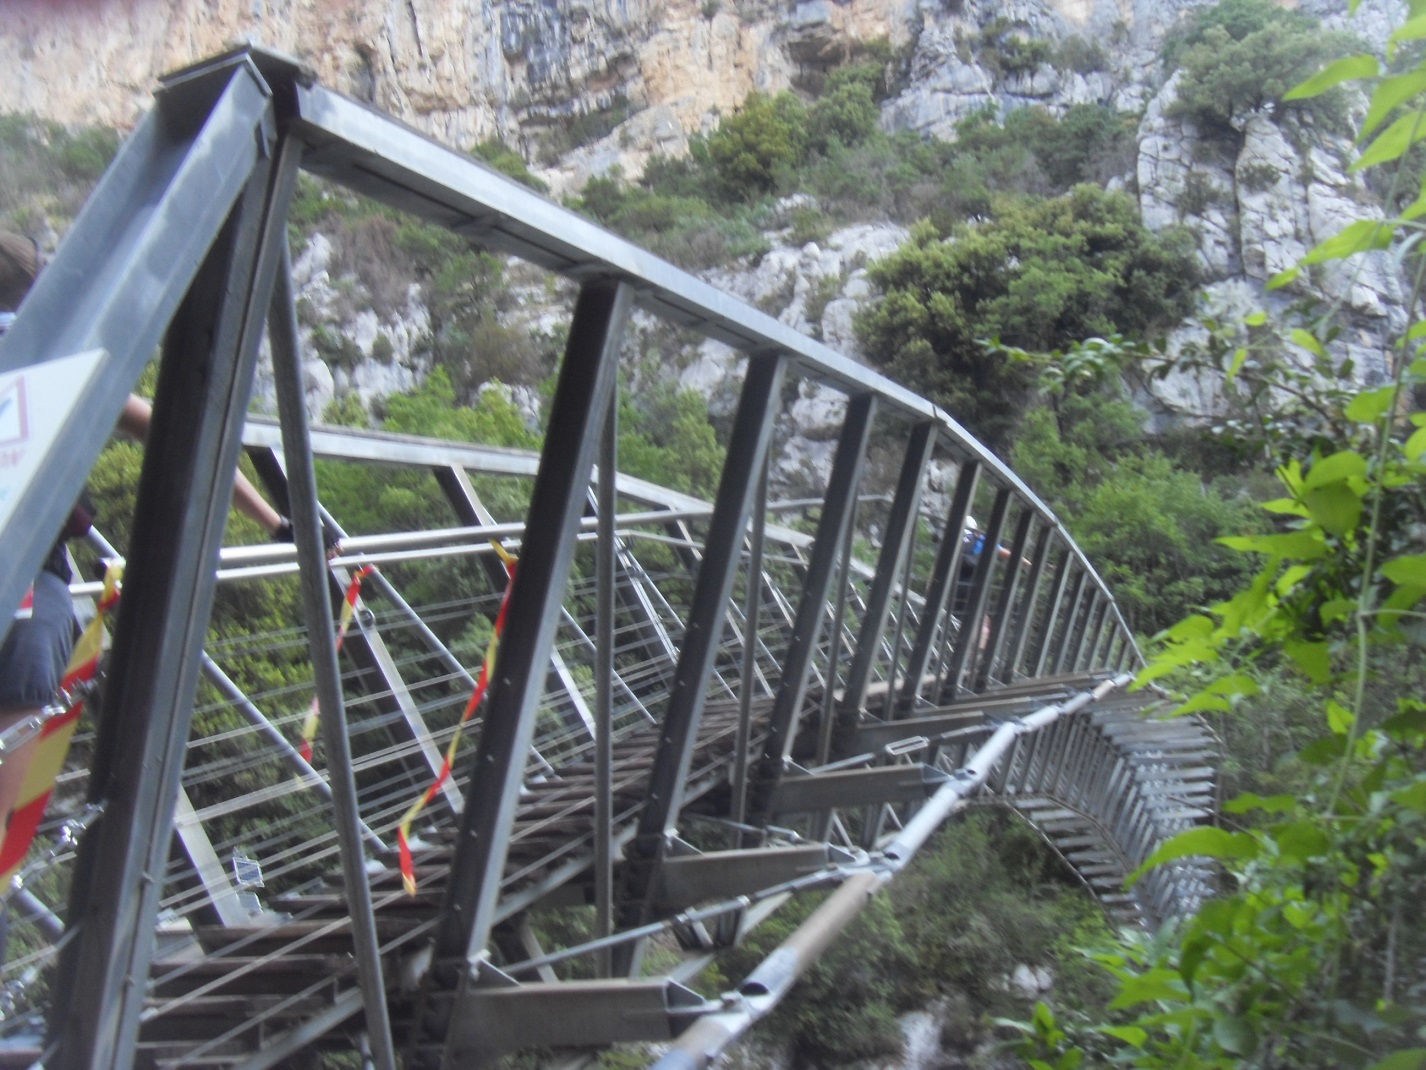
[272,516,342,557]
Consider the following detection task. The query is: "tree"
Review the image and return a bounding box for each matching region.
[856,188,1198,448]
[704,92,808,201]
[1165,2,1358,132]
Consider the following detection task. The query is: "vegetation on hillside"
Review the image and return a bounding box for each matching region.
[1007,24,1426,1070]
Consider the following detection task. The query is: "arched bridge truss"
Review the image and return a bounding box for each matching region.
[0,47,1217,1070]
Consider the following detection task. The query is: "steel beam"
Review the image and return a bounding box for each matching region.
[1030,546,1073,679]
[898,461,979,713]
[975,508,1034,691]
[1003,524,1054,681]
[653,846,851,913]
[940,486,1012,700]
[774,764,948,814]
[436,279,633,975]
[752,394,877,814]
[0,55,274,642]
[1050,570,1089,676]
[619,354,786,929]
[270,215,399,1070]
[48,86,279,1068]
[838,423,935,737]
[449,973,710,1065]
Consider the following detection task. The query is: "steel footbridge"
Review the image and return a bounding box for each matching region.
[0,47,1217,1070]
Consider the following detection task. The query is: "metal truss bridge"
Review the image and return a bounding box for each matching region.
[0,47,1217,1070]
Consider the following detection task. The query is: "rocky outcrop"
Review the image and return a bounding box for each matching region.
[1135,43,1406,419]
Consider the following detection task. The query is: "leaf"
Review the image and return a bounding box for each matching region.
[1369,1049,1426,1070]
[1303,220,1394,265]
[1224,792,1297,814]
[1173,691,1230,715]
[1287,54,1380,102]
[1344,386,1397,423]
[1363,70,1426,140]
[1108,968,1189,1010]
[1243,311,1268,327]
[1286,639,1332,683]
[1304,450,1368,488]
[1269,266,1301,289]
[1327,700,1355,734]
[1276,820,1331,860]
[1262,497,1310,517]
[1289,328,1326,356]
[1227,346,1249,383]
[1219,532,1326,560]
[1213,1015,1257,1056]
[1405,426,1426,461]
[1128,827,1259,886]
[1304,482,1363,537]
[1301,734,1349,765]
[1354,111,1426,172]
[1391,779,1426,812]
[1320,598,1356,624]
[1382,554,1426,587]
[1391,12,1426,46]
[1098,1026,1147,1048]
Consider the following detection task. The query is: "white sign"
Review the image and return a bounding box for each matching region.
[0,349,108,536]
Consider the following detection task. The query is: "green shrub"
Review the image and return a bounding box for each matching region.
[856,188,1199,447]
[1164,3,1358,132]
[705,91,809,201]
[471,138,548,193]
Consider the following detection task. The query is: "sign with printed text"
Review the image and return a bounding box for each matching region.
[0,349,108,536]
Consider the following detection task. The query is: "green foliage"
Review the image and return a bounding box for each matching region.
[0,112,122,229]
[701,810,1109,1064]
[617,379,725,499]
[1164,0,1358,132]
[1010,396,1258,635]
[1009,40,1426,1070]
[471,138,549,193]
[977,19,1056,77]
[704,91,809,201]
[1161,0,1316,70]
[856,188,1198,447]
[535,97,633,165]
[807,65,883,152]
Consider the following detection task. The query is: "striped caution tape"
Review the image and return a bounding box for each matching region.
[297,565,374,766]
[0,560,123,886]
[398,542,516,896]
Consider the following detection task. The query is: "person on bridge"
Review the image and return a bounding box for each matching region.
[0,229,333,857]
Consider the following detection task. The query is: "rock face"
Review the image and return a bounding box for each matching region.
[0,0,909,187]
[0,0,1408,443]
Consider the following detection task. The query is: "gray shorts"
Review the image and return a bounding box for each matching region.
[0,570,76,708]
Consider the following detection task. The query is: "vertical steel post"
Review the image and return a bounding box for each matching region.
[1029,546,1073,679]
[49,119,280,1070]
[939,487,1011,700]
[1050,571,1089,676]
[1003,523,1053,681]
[619,353,786,931]
[899,461,979,713]
[839,423,935,731]
[731,455,770,834]
[436,279,633,971]
[755,394,876,781]
[975,508,1034,691]
[594,391,617,975]
[271,228,398,1067]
